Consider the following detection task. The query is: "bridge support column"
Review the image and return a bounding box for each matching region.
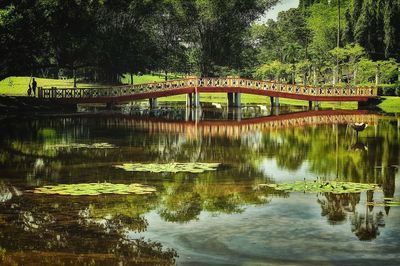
[185,107,191,121]
[186,93,193,107]
[270,96,274,106]
[234,92,241,108]
[149,98,158,109]
[234,107,242,121]
[275,97,280,107]
[227,93,234,107]
[308,101,313,109]
[194,92,201,108]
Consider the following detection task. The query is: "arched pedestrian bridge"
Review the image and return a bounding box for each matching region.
[38,77,378,108]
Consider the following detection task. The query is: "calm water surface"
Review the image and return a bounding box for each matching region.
[0,106,399,265]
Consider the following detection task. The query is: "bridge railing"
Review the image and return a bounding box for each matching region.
[38,77,377,99]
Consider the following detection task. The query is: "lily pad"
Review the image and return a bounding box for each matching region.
[48,142,116,149]
[256,180,379,194]
[30,182,156,196]
[367,198,400,207]
[114,162,220,173]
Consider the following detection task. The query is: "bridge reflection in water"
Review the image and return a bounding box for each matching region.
[99,109,379,140]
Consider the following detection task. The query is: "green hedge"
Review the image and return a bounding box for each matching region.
[377,83,400,96]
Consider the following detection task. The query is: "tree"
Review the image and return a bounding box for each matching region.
[255,60,289,81]
[383,0,400,59]
[168,0,280,76]
[283,43,302,83]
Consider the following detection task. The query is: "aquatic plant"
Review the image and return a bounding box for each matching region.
[48,143,116,149]
[256,180,379,194]
[30,183,156,196]
[114,162,220,173]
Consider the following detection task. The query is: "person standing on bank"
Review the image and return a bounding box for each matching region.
[32,78,37,97]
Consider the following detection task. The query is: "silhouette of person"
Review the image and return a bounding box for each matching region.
[27,84,32,97]
[32,78,37,97]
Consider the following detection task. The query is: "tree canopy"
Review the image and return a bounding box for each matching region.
[0,0,279,81]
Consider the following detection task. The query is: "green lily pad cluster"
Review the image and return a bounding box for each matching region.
[31,182,156,196]
[256,180,379,194]
[48,142,116,149]
[114,162,220,173]
[367,198,400,207]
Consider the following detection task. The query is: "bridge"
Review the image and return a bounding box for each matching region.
[38,77,378,108]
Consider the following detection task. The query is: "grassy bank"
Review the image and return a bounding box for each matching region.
[1,75,399,113]
[378,97,400,113]
[0,77,102,96]
[0,74,180,96]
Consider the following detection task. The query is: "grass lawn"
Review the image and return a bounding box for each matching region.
[0,76,101,96]
[0,74,184,96]
[1,75,398,112]
[378,97,400,113]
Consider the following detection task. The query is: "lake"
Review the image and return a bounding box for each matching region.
[0,105,399,265]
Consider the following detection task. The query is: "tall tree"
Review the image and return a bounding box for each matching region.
[169,0,280,76]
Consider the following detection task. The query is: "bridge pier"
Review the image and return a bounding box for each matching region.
[227,93,234,107]
[185,106,191,121]
[270,97,280,107]
[308,101,320,110]
[194,92,201,108]
[186,93,193,107]
[227,92,241,107]
[274,97,280,107]
[234,107,242,121]
[149,98,158,109]
[234,93,241,108]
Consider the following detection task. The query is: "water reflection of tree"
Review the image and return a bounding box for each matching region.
[351,205,385,241]
[318,193,360,224]
[156,164,288,222]
[317,191,386,241]
[1,116,398,186]
[0,194,177,265]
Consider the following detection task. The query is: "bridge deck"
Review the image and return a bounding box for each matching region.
[38,77,377,104]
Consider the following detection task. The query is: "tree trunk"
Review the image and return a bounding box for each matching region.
[130,73,133,85]
[375,65,380,85]
[73,68,77,88]
[354,68,357,85]
[332,67,336,85]
[313,66,317,85]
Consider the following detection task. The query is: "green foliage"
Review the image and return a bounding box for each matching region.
[31,183,156,196]
[255,60,289,80]
[377,83,400,96]
[114,162,220,173]
[48,143,115,150]
[357,58,399,83]
[307,2,342,53]
[257,180,379,194]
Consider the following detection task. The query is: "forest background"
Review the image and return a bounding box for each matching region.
[1,0,399,96]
